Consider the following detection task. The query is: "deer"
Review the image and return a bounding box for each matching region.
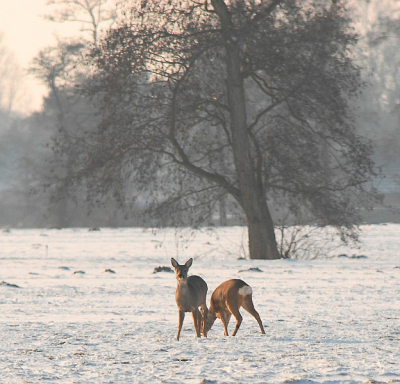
[204,279,266,337]
[171,258,208,340]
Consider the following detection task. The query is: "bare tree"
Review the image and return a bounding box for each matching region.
[352,0,400,214]
[25,0,119,227]
[45,0,118,48]
[65,0,378,259]
[0,35,24,116]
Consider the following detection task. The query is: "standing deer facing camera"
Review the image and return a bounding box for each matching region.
[171,258,208,340]
[204,279,266,336]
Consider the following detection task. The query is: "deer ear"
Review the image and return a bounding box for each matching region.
[171,258,178,268]
[185,258,193,268]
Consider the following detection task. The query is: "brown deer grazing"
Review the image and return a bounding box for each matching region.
[171,258,208,340]
[204,279,266,336]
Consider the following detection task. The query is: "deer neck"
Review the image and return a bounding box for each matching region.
[175,280,195,309]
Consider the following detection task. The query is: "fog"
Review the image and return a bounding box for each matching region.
[0,0,399,229]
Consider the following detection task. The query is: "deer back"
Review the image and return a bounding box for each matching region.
[210,279,251,313]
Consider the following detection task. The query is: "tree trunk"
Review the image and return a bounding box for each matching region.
[245,197,280,260]
[219,196,227,226]
[212,0,280,259]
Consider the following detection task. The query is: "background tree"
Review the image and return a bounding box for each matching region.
[45,0,118,48]
[29,41,88,227]
[64,0,379,259]
[25,0,118,227]
[0,34,25,116]
[350,0,400,217]
[0,36,33,227]
[354,0,400,158]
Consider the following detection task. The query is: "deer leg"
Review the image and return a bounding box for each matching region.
[220,311,231,336]
[192,308,201,338]
[200,304,208,337]
[224,312,232,331]
[242,295,266,334]
[228,306,243,336]
[197,309,202,336]
[176,310,185,341]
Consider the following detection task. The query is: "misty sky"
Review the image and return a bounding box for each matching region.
[0,0,80,114]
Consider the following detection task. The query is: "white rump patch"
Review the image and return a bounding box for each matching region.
[238,285,252,296]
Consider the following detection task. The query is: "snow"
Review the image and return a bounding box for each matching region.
[0,224,399,383]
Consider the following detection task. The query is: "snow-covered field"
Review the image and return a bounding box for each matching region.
[0,224,399,384]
